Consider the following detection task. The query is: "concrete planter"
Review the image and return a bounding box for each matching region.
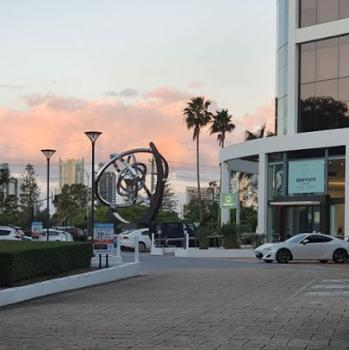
[0,262,140,307]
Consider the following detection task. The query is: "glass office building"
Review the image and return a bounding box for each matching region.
[220,0,349,241]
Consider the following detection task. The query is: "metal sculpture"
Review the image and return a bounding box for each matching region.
[95,142,168,226]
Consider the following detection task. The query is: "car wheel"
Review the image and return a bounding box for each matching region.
[276,249,292,264]
[333,249,348,264]
[139,242,146,252]
[319,260,328,263]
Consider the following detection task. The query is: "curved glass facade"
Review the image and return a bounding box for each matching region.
[299,35,349,132]
[276,0,289,135]
[300,0,349,28]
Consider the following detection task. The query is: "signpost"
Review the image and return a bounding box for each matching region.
[31,221,43,239]
[220,193,237,209]
[93,223,114,256]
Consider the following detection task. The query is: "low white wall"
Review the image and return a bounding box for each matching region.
[175,248,255,258]
[0,262,140,307]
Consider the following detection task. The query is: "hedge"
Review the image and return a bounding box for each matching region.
[0,241,92,287]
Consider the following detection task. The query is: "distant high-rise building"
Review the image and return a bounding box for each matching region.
[58,158,85,192]
[98,169,117,205]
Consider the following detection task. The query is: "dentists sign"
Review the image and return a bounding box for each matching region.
[288,159,325,194]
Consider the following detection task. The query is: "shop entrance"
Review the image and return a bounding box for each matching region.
[270,196,329,241]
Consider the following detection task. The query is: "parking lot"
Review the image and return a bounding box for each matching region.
[1,255,349,350]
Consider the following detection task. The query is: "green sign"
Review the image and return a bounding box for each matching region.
[288,159,325,194]
[220,193,237,208]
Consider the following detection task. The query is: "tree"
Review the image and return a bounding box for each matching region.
[210,109,235,148]
[0,166,9,209]
[20,164,40,228]
[53,184,88,227]
[161,180,178,213]
[184,96,212,223]
[244,124,274,141]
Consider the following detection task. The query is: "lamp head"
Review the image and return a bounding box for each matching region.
[41,149,56,160]
[85,131,102,143]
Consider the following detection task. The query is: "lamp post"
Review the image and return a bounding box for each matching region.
[85,131,102,247]
[41,149,56,242]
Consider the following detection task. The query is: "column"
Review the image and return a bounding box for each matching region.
[257,153,268,236]
[345,147,349,238]
[221,161,231,225]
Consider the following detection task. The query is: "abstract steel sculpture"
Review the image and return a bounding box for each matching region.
[95,142,168,226]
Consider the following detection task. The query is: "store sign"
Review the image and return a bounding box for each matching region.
[220,193,237,208]
[31,221,43,239]
[94,223,114,255]
[288,159,325,194]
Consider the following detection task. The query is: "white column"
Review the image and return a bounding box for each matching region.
[287,0,298,135]
[345,147,349,239]
[236,172,241,225]
[257,153,268,236]
[221,161,230,225]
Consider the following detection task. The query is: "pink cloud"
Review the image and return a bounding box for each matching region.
[0,90,274,170]
[188,81,206,89]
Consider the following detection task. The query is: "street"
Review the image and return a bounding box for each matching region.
[1,254,349,350]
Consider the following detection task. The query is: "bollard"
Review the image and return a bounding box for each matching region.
[185,233,189,250]
[151,232,155,249]
[134,236,139,263]
[116,234,121,259]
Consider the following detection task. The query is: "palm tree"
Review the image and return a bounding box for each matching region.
[244,124,274,141]
[210,109,235,148]
[184,96,212,223]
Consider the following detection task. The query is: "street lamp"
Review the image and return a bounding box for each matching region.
[41,149,56,242]
[85,131,102,247]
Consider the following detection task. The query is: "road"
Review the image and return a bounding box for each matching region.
[1,254,349,350]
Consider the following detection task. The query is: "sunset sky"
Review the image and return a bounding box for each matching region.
[0,0,276,204]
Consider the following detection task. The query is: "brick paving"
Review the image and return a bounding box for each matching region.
[1,262,349,349]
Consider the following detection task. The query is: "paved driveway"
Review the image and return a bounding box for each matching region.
[1,255,349,350]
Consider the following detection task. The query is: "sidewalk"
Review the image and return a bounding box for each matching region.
[1,262,348,349]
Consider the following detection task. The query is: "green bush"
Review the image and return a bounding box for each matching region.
[221,223,241,249]
[196,225,210,250]
[0,241,92,287]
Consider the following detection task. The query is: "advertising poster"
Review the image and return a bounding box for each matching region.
[94,223,114,255]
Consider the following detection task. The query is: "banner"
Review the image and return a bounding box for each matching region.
[288,159,325,194]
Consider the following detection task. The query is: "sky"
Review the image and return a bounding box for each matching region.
[0,0,276,205]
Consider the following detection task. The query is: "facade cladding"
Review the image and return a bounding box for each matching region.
[220,0,349,242]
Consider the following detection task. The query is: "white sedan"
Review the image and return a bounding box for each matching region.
[255,233,349,264]
[119,229,151,252]
[33,229,74,242]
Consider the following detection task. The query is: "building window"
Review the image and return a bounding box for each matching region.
[300,0,349,27]
[299,35,349,132]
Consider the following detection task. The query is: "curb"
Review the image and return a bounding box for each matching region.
[0,262,140,307]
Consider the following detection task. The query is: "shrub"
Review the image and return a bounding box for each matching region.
[0,241,92,287]
[196,225,210,250]
[221,223,241,249]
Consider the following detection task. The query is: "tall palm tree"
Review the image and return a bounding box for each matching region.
[184,96,212,223]
[210,109,235,148]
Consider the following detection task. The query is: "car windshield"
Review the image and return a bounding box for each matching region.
[285,234,308,243]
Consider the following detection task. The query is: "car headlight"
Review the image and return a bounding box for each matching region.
[264,247,273,252]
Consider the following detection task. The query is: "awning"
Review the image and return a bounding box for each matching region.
[270,201,321,206]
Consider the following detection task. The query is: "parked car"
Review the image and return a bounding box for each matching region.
[54,226,87,241]
[255,233,349,264]
[119,229,151,252]
[153,222,197,248]
[32,229,74,242]
[0,225,26,241]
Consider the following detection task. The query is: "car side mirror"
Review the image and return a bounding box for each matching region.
[302,239,309,245]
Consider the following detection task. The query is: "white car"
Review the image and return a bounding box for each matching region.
[0,226,26,241]
[119,229,151,252]
[255,233,349,264]
[33,229,74,242]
